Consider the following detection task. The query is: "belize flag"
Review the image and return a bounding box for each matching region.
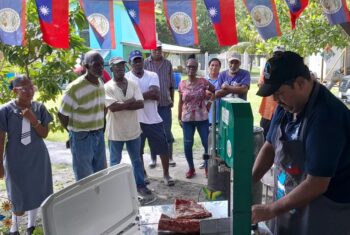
[243,0,281,40]
[284,0,308,29]
[204,0,238,46]
[163,0,198,46]
[80,0,116,49]
[123,0,156,49]
[35,0,69,48]
[0,0,26,46]
[320,0,350,25]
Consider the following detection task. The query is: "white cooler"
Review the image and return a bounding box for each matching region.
[41,164,141,235]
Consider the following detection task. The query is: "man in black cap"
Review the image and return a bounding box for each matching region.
[252,51,350,234]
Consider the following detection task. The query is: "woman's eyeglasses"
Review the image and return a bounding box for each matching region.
[186,65,198,69]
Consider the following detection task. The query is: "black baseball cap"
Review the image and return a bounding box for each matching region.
[257,51,310,97]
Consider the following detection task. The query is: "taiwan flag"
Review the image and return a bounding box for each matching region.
[321,0,350,25]
[204,0,238,46]
[243,0,281,40]
[35,0,69,48]
[0,0,26,46]
[123,0,156,49]
[80,0,116,49]
[163,0,198,46]
[284,0,308,29]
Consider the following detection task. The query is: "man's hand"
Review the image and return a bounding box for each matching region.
[221,83,230,90]
[125,97,136,104]
[251,204,276,224]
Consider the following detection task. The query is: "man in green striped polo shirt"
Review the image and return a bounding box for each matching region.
[58,50,107,181]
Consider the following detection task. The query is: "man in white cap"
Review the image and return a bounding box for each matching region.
[144,41,176,169]
[258,45,285,137]
[216,53,251,100]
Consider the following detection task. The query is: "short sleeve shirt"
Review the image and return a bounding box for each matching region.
[178,77,210,122]
[59,76,105,131]
[206,75,220,124]
[104,79,143,141]
[144,57,175,106]
[218,69,251,100]
[267,85,350,203]
[125,70,163,124]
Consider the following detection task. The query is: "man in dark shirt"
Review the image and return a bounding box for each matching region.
[252,51,350,235]
[144,41,176,168]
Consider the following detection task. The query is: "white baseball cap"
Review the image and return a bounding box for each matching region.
[273,46,285,53]
[227,53,241,62]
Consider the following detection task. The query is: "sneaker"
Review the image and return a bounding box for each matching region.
[186,169,196,179]
[169,159,176,167]
[138,194,157,206]
[26,226,35,235]
[148,160,156,168]
[137,186,152,196]
[198,162,205,169]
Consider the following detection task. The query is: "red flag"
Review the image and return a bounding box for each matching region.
[285,0,309,29]
[123,0,156,49]
[204,0,238,46]
[35,0,69,48]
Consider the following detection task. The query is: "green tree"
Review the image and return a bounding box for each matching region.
[0,0,89,132]
[235,0,350,56]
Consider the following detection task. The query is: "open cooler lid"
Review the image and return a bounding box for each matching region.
[41,164,140,235]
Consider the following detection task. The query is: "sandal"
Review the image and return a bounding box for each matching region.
[163,175,175,186]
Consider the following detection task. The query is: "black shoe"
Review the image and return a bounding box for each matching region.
[169,159,176,167]
[8,232,20,235]
[26,226,35,235]
[137,186,152,196]
[148,160,156,168]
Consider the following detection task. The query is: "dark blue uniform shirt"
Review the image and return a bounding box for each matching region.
[267,84,350,203]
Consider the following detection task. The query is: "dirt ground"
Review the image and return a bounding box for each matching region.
[51,162,208,206]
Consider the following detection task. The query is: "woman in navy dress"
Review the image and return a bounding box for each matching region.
[0,75,53,235]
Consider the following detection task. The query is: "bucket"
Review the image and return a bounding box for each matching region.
[173,72,181,89]
[207,126,265,204]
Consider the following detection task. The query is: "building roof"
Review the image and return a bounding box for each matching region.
[121,41,200,54]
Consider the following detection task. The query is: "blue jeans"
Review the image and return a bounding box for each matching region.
[69,129,107,181]
[182,120,209,169]
[108,136,146,187]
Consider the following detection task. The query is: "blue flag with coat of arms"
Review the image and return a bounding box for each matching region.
[0,0,26,46]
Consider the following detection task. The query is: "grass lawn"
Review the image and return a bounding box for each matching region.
[45,82,262,153]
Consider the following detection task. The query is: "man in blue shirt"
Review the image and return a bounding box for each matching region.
[252,51,350,235]
[216,53,251,100]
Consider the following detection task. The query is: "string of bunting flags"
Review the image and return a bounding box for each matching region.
[0,0,350,49]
